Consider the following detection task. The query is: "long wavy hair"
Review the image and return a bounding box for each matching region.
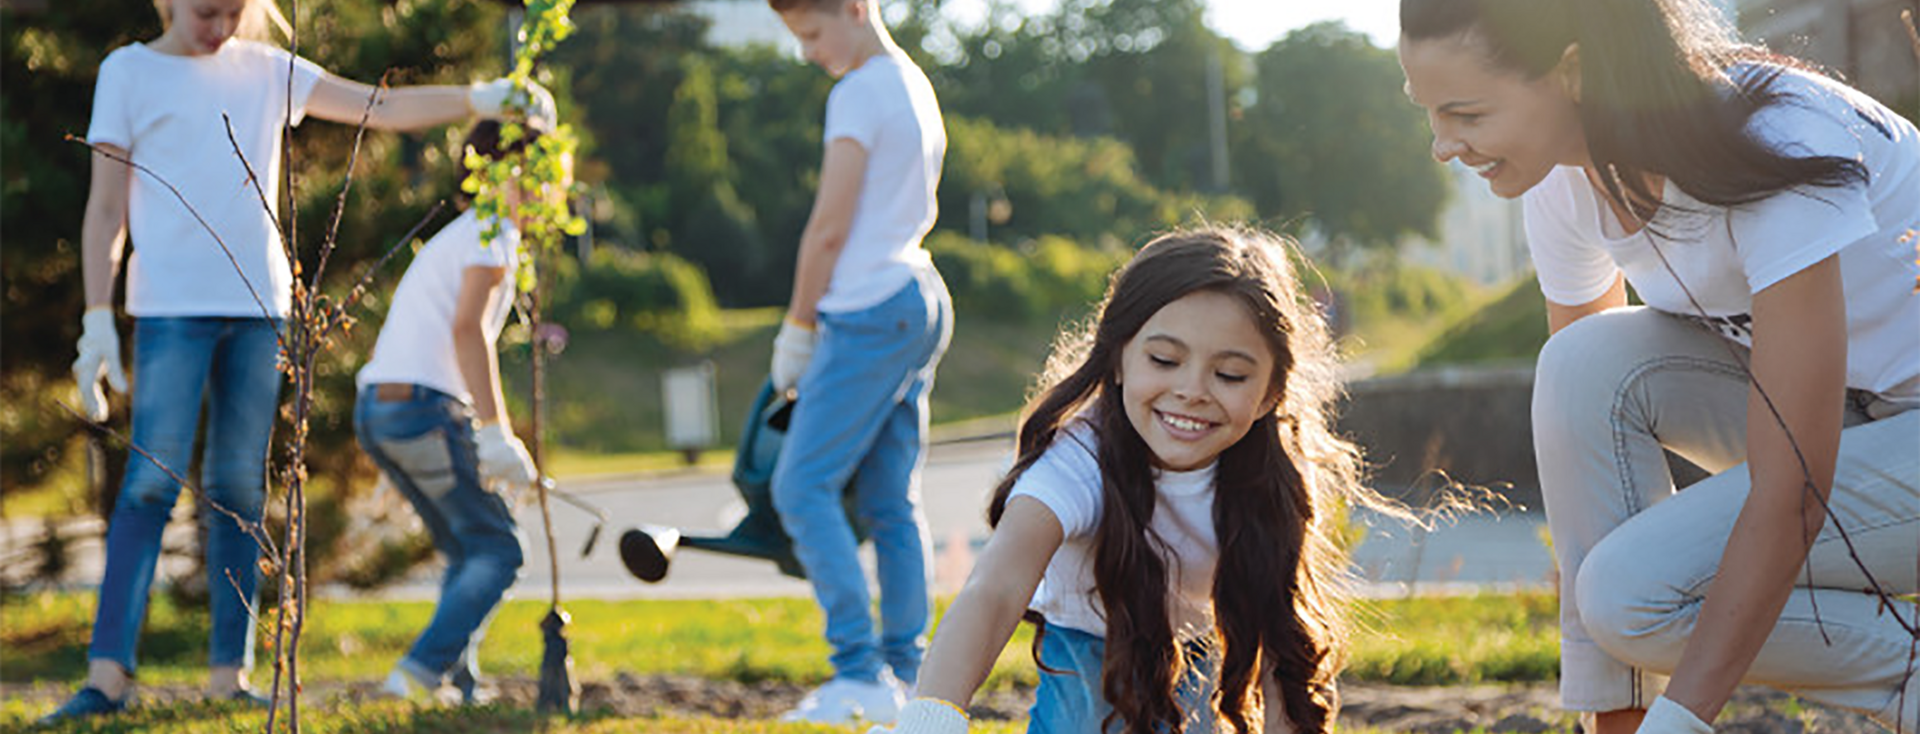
[1400,0,1868,226]
[988,227,1392,733]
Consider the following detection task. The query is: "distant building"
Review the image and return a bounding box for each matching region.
[1736,0,1920,113]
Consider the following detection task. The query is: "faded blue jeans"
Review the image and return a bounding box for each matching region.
[772,268,952,686]
[1536,308,1919,728]
[355,384,526,683]
[1027,623,1219,734]
[90,317,283,674]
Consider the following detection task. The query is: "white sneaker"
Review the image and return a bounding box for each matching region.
[381,663,461,706]
[781,674,908,724]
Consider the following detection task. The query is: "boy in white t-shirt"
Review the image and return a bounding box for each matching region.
[762,0,953,724]
[353,121,564,705]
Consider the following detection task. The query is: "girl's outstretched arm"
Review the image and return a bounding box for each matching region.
[305,73,475,131]
[1659,254,1847,724]
[914,495,1064,708]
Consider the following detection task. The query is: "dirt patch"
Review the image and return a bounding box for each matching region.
[3,676,1891,732]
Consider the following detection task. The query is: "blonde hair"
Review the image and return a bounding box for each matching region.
[155,0,293,43]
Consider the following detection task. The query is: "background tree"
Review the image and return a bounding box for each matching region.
[1233,22,1452,263]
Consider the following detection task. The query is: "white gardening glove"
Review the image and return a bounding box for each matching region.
[770,317,818,394]
[474,422,537,493]
[469,78,558,129]
[520,80,558,129]
[72,307,127,422]
[1635,696,1713,734]
[866,698,970,734]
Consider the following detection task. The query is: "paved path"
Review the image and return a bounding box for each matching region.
[393,438,1556,602]
[2,438,1555,601]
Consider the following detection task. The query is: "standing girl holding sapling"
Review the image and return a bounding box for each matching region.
[53,0,549,721]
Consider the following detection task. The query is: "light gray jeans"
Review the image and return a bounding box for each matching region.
[1533,307,1918,727]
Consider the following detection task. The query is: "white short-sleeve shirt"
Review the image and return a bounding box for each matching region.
[356,211,519,402]
[1008,421,1220,639]
[1523,66,1920,400]
[816,51,944,314]
[89,40,324,318]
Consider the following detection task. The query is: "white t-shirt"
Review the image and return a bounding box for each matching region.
[1008,421,1220,639]
[356,211,520,403]
[1524,66,1920,400]
[88,40,324,318]
[816,51,945,314]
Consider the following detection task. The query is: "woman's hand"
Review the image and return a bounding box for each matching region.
[1632,696,1712,734]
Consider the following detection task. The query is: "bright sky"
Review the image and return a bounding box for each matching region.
[943,0,1405,51]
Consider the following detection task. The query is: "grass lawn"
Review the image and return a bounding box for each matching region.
[0,699,994,734]
[2,590,1557,731]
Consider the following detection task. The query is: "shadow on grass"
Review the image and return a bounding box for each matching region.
[1,597,209,684]
[4,697,631,734]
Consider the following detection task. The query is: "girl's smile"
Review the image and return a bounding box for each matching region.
[1117,290,1277,472]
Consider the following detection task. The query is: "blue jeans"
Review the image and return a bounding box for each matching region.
[1028,623,1219,734]
[354,384,526,681]
[772,270,952,685]
[90,317,283,674]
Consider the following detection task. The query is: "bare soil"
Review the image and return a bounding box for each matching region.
[4,676,1891,732]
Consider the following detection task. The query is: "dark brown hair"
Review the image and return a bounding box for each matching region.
[463,119,541,163]
[988,227,1387,733]
[456,120,544,206]
[766,0,856,14]
[1400,0,1868,226]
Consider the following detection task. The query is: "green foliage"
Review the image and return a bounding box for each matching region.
[942,116,1255,248]
[464,0,587,292]
[0,0,155,504]
[1233,22,1453,259]
[1329,262,1478,334]
[926,231,1126,322]
[548,247,725,351]
[1414,279,1551,368]
[1316,262,1484,373]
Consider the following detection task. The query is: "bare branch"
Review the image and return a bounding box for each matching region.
[312,70,394,290]
[1641,223,1917,641]
[223,114,301,286]
[52,399,282,562]
[66,136,287,351]
[319,201,450,343]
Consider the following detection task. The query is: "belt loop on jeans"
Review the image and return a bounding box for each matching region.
[373,383,416,402]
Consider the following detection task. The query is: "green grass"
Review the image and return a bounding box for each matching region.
[545,446,736,479]
[0,594,1040,692]
[3,591,1557,688]
[1412,279,1550,369]
[1347,592,1560,685]
[2,591,1557,731]
[0,698,1028,733]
